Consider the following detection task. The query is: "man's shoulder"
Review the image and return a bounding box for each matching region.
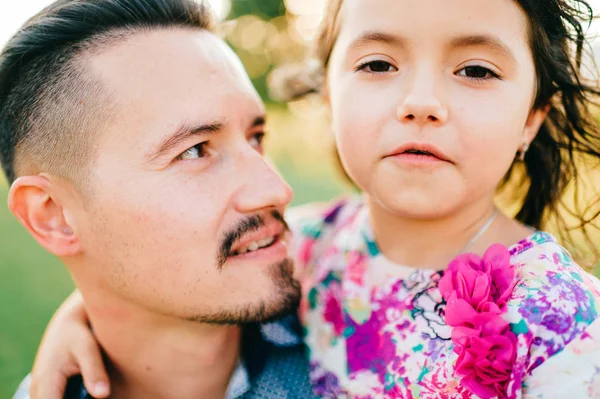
[13,374,91,399]
[244,343,314,398]
[240,316,315,398]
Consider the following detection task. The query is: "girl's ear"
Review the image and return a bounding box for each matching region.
[524,105,550,144]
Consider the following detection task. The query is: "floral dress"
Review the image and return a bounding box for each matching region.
[288,196,600,399]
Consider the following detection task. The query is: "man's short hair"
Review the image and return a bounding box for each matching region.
[0,0,215,185]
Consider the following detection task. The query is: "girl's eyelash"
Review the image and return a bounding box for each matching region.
[457,65,502,81]
[355,63,367,72]
[355,60,396,73]
[355,62,370,72]
[354,61,501,81]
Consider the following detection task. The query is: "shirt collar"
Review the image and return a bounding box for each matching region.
[225,360,250,399]
[259,315,303,347]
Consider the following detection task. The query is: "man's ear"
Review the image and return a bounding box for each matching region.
[8,175,82,257]
[523,104,550,144]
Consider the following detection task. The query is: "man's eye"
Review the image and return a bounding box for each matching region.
[178,143,207,160]
[456,65,500,80]
[249,132,265,151]
[356,60,398,73]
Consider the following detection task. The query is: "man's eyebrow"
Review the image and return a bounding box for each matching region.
[148,122,223,161]
[449,34,517,63]
[348,31,407,51]
[147,115,266,162]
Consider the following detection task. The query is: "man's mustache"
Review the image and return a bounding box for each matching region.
[217,210,289,269]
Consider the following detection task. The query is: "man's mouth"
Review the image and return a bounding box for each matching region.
[229,235,278,256]
[217,210,290,268]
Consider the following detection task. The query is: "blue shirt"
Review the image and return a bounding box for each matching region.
[14,315,316,399]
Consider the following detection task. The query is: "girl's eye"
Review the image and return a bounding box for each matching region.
[456,65,500,80]
[249,132,265,152]
[178,143,207,160]
[357,60,398,74]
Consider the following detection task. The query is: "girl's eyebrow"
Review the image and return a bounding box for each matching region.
[448,34,517,63]
[348,31,407,51]
[348,31,516,63]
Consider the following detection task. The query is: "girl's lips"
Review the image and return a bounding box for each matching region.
[385,142,452,163]
[390,152,447,165]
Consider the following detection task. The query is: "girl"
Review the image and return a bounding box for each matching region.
[24,0,600,397]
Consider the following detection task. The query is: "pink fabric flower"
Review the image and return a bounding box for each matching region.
[456,329,518,399]
[439,253,492,311]
[439,244,515,312]
[439,244,518,399]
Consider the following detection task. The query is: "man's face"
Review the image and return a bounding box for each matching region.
[68,29,299,323]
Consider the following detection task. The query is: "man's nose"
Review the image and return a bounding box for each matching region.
[232,150,293,214]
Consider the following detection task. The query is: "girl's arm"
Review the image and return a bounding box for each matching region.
[28,291,110,399]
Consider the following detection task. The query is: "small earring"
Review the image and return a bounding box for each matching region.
[518,142,530,162]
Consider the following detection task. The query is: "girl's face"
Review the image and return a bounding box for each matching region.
[327,0,547,219]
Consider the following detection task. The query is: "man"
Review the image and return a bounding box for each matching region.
[1,0,314,397]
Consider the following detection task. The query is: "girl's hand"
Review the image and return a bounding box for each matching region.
[29,290,110,399]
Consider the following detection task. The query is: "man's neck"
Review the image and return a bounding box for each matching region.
[75,285,242,399]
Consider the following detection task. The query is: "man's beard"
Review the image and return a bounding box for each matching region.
[185,210,301,325]
[184,258,301,325]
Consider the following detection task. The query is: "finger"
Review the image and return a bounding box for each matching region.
[75,338,111,398]
[29,369,68,399]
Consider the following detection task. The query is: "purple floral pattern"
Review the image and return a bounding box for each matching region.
[288,197,600,399]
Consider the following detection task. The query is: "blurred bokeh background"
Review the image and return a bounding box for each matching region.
[1,0,600,397]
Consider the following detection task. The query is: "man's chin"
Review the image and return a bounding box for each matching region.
[185,258,302,325]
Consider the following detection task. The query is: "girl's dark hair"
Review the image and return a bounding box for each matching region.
[271,0,600,263]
